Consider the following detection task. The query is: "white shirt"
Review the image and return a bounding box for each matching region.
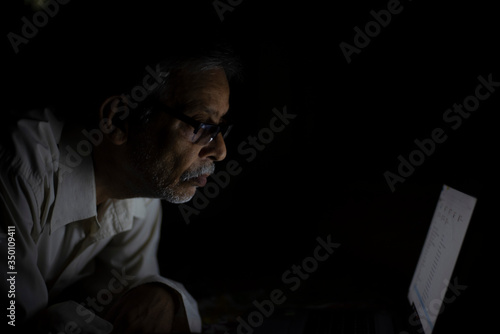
[0,108,201,332]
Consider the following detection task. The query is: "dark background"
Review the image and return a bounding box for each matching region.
[2,0,498,332]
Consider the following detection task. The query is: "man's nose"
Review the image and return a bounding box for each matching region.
[199,133,227,161]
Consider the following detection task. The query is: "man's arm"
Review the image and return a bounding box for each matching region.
[104,282,179,333]
[86,198,201,333]
[0,110,115,333]
[0,165,48,326]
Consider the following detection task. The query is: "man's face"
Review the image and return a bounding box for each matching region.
[126,68,230,203]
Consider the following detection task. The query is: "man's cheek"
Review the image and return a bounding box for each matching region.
[175,124,194,142]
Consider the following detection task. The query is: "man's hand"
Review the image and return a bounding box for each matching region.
[37,300,113,334]
[105,283,188,333]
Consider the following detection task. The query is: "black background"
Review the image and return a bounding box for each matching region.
[2,0,499,332]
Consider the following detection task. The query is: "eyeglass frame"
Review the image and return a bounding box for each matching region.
[153,103,233,145]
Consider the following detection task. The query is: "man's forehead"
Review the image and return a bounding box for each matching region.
[176,67,228,88]
[163,68,230,114]
[184,99,229,117]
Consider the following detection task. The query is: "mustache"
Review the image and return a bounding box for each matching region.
[179,162,215,182]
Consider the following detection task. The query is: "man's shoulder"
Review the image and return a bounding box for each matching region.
[0,108,68,232]
[0,107,65,179]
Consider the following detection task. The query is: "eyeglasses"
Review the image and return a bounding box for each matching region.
[156,104,233,146]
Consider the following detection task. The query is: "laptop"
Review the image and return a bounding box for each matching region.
[240,185,478,334]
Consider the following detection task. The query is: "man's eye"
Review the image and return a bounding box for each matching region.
[191,115,204,121]
[199,118,219,125]
[191,115,210,124]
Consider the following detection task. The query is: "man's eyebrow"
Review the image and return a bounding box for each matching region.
[199,106,215,114]
[199,106,229,118]
[183,101,214,114]
[182,101,228,119]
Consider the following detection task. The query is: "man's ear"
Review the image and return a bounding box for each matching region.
[99,96,130,145]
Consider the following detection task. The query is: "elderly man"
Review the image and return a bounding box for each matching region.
[0,42,240,333]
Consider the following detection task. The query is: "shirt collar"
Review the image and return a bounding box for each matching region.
[50,123,97,232]
[91,197,147,241]
[50,124,147,235]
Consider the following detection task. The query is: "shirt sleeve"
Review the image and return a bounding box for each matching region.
[0,108,72,328]
[90,198,202,333]
[0,162,48,324]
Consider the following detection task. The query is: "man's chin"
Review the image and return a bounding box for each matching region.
[165,197,192,204]
[162,186,197,204]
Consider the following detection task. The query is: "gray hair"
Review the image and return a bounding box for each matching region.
[126,40,242,126]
